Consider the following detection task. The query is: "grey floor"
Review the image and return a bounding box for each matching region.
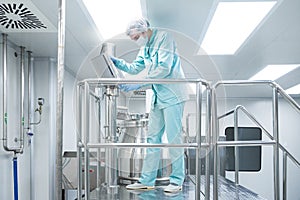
[85,176,266,200]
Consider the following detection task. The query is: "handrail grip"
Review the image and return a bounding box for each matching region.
[217,140,276,146]
[86,142,208,148]
[214,80,300,115]
[78,78,209,86]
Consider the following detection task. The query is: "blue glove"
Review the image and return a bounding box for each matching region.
[119,84,141,92]
[110,56,118,65]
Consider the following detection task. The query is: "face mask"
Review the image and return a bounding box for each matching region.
[135,35,148,46]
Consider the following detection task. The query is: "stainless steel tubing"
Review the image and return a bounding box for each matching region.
[205,87,212,200]
[217,140,276,147]
[2,33,9,152]
[212,89,219,200]
[77,85,83,200]
[283,151,287,200]
[20,46,25,154]
[78,78,207,86]
[274,83,300,114]
[2,34,24,154]
[96,89,102,190]
[214,80,274,88]
[237,106,273,140]
[87,143,201,148]
[84,82,90,200]
[233,108,239,185]
[195,82,202,200]
[27,51,32,129]
[279,144,300,167]
[272,87,280,200]
[56,0,65,199]
[104,86,119,194]
[27,50,34,200]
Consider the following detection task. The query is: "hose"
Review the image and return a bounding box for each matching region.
[13,156,18,200]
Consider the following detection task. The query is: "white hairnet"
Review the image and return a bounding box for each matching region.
[126,18,150,36]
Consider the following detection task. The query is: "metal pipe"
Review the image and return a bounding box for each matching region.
[96,88,102,190]
[275,83,300,114]
[283,151,287,200]
[2,34,24,154]
[279,144,300,167]
[27,51,34,200]
[237,106,273,140]
[56,0,66,199]
[84,82,90,200]
[104,86,119,194]
[2,33,8,151]
[19,46,25,154]
[195,82,202,200]
[27,51,32,130]
[87,143,203,148]
[233,108,239,185]
[77,85,83,200]
[214,80,274,89]
[272,86,280,200]
[212,88,219,200]
[205,87,212,200]
[78,78,208,86]
[217,140,276,147]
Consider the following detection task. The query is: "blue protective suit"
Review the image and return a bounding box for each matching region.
[113,29,188,186]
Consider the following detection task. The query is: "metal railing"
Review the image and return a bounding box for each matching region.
[212,80,300,200]
[76,79,300,200]
[76,78,210,200]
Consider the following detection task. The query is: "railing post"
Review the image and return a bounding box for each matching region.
[84,82,90,200]
[272,86,280,200]
[283,151,287,200]
[195,82,202,200]
[56,0,65,199]
[77,84,82,200]
[233,108,240,185]
[205,86,212,200]
[212,88,219,200]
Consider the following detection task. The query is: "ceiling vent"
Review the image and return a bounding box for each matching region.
[0,0,56,32]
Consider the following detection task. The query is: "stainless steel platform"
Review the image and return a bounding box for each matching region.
[84,175,267,200]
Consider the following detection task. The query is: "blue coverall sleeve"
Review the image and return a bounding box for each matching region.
[114,51,146,75]
[146,33,175,79]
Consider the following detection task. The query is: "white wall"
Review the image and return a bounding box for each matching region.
[32,58,56,200]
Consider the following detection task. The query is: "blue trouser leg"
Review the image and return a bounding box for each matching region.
[139,102,185,186]
[164,103,185,186]
[139,105,165,186]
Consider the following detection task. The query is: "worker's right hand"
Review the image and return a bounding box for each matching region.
[110,56,118,65]
[119,84,141,92]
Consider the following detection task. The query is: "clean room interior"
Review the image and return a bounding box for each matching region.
[0,0,300,199]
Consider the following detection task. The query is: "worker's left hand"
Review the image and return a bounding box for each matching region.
[119,84,141,92]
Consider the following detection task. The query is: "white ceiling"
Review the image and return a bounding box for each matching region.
[1,0,299,97]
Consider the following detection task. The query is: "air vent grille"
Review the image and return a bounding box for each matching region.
[0,3,46,29]
[0,0,56,32]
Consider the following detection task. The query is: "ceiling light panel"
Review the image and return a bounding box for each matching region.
[83,0,142,40]
[286,84,300,95]
[200,1,276,55]
[249,64,300,80]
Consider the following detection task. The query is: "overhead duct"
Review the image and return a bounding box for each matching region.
[0,0,56,32]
